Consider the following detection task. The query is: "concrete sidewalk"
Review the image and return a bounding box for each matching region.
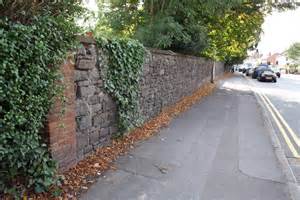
[81,75,290,200]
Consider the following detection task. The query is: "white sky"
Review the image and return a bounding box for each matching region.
[257,7,300,56]
[84,0,98,12]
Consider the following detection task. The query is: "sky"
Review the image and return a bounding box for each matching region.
[83,0,98,12]
[257,7,300,56]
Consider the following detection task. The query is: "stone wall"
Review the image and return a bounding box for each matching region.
[140,49,216,120]
[74,40,224,159]
[74,38,118,160]
[46,38,224,170]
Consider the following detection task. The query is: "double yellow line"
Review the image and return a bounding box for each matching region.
[257,91,300,158]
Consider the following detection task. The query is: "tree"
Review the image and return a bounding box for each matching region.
[202,1,264,65]
[96,0,244,55]
[286,42,300,73]
[203,0,299,65]
[286,42,300,64]
[0,0,83,24]
[96,0,298,62]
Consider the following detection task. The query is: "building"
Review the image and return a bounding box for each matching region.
[266,52,288,66]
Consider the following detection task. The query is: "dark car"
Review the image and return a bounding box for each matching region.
[257,69,277,82]
[270,66,281,78]
[246,68,254,76]
[238,65,245,72]
[252,64,269,79]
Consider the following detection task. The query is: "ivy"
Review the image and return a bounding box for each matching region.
[96,38,145,136]
[0,6,81,198]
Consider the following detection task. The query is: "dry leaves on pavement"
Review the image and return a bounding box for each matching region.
[29,73,231,200]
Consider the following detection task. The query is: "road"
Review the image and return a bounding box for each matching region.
[81,75,290,200]
[247,73,300,184]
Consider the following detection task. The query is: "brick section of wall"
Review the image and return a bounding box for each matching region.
[45,55,77,172]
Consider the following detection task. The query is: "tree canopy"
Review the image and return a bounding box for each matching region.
[96,0,244,55]
[286,42,300,64]
[202,1,264,65]
[96,0,298,64]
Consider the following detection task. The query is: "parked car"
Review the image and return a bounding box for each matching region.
[257,69,277,82]
[270,66,281,78]
[244,63,253,74]
[245,68,251,76]
[246,68,254,76]
[252,64,269,79]
[238,65,244,72]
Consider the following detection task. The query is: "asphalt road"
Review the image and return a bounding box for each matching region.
[246,73,300,184]
[81,75,290,200]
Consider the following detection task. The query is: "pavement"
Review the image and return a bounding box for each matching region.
[81,74,292,200]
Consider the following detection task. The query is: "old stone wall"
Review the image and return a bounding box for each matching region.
[140,49,215,120]
[74,38,118,160]
[47,38,224,169]
[74,41,224,159]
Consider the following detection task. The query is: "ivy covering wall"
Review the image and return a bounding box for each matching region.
[0,1,82,197]
[96,38,145,136]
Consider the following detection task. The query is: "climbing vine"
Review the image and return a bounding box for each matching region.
[0,1,83,197]
[96,37,145,136]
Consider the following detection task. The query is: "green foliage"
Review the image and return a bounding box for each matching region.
[96,37,145,135]
[97,0,244,55]
[286,42,300,64]
[97,0,298,61]
[0,1,82,197]
[0,0,83,24]
[203,1,264,65]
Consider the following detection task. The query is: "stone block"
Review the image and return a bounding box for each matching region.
[76,59,96,70]
[92,79,103,87]
[77,133,88,150]
[91,103,102,114]
[77,85,96,98]
[76,116,92,130]
[77,80,90,87]
[77,47,86,56]
[89,67,100,80]
[89,130,100,145]
[83,145,93,155]
[159,69,165,75]
[92,114,101,127]
[103,98,116,111]
[92,113,110,128]
[100,127,109,137]
[76,100,90,116]
[88,95,100,105]
[75,70,89,81]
